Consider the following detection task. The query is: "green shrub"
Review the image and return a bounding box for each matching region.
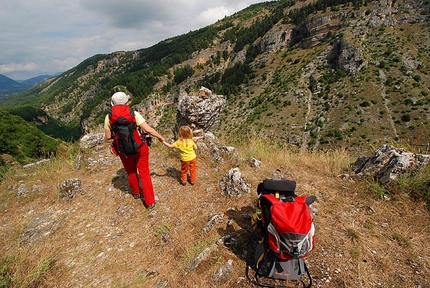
[401,114,411,122]
[389,166,430,207]
[404,98,413,105]
[360,101,370,107]
[365,180,389,199]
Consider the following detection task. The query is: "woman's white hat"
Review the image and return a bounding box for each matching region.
[111,92,130,105]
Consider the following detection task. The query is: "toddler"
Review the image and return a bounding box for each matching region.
[163,126,197,185]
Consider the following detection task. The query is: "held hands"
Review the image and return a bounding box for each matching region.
[162,140,174,148]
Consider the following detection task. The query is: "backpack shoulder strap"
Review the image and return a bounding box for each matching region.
[259,194,278,226]
[306,196,316,206]
[127,106,135,118]
[109,105,136,123]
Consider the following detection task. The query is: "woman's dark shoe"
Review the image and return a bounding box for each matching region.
[133,193,141,199]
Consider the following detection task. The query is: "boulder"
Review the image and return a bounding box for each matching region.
[176,87,226,133]
[352,144,430,184]
[80,133,105,149]
[219,168,251,197]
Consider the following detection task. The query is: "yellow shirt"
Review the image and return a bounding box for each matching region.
[104,110,145,130]
[174,139,197,162]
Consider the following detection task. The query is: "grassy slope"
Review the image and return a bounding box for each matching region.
[0,136,429,287]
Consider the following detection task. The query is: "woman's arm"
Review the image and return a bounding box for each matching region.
[139,122,165,143]
[105,129,112,140]
[162,141,175,148]
[104,114,113,140]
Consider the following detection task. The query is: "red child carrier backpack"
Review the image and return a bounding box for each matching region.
[247,169,316,288]
[265,194,315,261]
[109,105,143,155]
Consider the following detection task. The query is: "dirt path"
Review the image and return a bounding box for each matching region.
[379,69,398,138]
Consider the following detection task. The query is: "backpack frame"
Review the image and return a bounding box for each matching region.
[247,169,316,288]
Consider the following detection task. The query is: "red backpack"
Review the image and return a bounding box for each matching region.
[109,105,143,155]
[247,169,315,287]
[262,194,315,261]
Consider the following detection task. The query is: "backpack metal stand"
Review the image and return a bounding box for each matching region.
[246,229,312,288]
[246,169,314,288]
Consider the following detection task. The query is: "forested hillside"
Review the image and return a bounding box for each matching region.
[0,111,61,165]
[0,0,429,165]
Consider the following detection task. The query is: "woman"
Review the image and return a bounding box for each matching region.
[104,91,165,209]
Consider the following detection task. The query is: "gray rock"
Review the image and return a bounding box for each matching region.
[202,213,224,233]
[186,244,218,271]
[219,168,251,196]
[23,159,51,169]
[17,183,28,197]
[176,88,226,133]
[213,259,234,282]
[80,133,105,150]
[20,213,65,245]
[74,154,83,170]
[250,158,262,168]
[58,178,84,201]
[327,38,367,74]
[352,144,430,184]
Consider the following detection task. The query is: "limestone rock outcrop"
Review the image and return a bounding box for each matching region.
[352,144,430,184]
[176,87,226,133]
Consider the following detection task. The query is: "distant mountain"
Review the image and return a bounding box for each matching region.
[0,74,55,97]
[0,74,31,96]
[18,75,54,87]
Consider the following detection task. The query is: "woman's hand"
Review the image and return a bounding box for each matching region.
[140,122,164,143]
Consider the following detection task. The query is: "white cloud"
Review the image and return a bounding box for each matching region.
[194,6,233,27]
[0,63,38,74]
[0,0,266,80]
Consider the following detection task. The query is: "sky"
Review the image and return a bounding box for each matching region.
[0,0,265,81]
